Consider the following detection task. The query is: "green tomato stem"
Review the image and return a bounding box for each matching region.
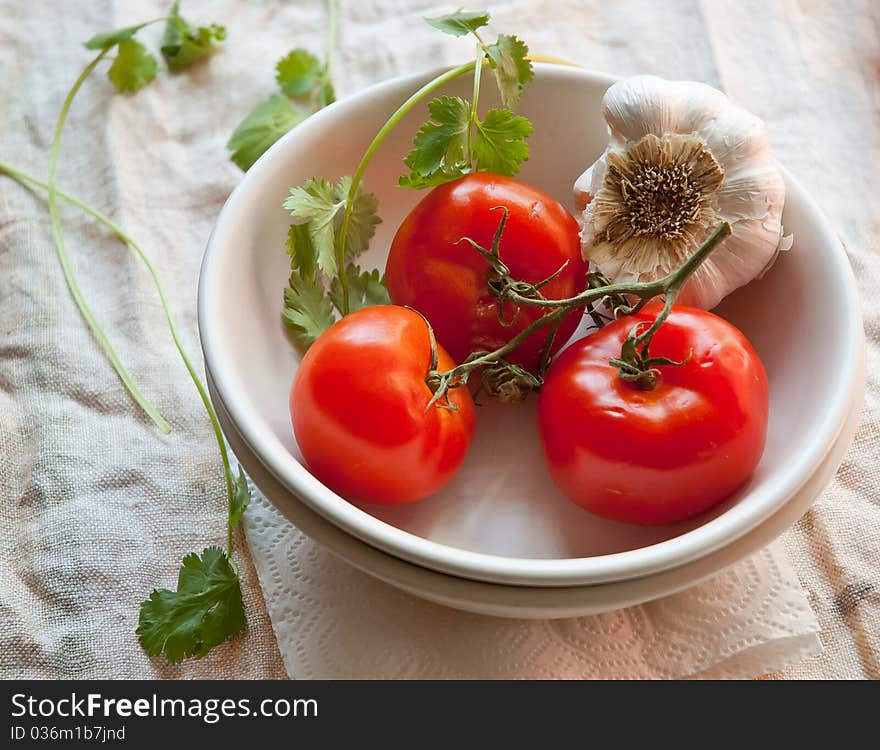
[45,48,171,433]
[438,221,732,382]
[0,160,239,556]
[335,60,477,314]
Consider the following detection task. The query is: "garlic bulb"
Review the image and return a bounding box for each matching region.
[575,75,791,310]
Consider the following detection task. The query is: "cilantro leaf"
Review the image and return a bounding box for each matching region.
[473,108,533,176]
[283,272,336,350]
[329,265,390,314]
[137,547,247,664]
[107,39,158,94]
[286,223,318,282]
[400,96,471,188]
[84,22,153,50]
[283,178,380,276]
[283,178,339,275]
[335,177,381,261]
[228,468,250,531]
[161,2,226,73]
[425,10,490,37]
[315,79,336,108]
[484,34,534,109]
[276,49,325,97]
[227,94,304,171]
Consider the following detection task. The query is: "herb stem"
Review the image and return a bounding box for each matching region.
[0,161,238,556]
[45,48,171,433]
[467,44,483,160]
[325,0,338,75]
[335,60,477,314]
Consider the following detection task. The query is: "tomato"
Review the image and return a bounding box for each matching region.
[385,173,587,371]
[538,304,768,525]
[290,305,476,505]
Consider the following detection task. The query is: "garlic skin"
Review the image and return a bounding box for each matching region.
[576,75,790,310]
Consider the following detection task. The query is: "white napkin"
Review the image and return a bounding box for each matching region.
[242,491,820,679]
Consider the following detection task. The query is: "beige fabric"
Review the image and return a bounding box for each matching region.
[0,0,287,679]
[1,0,877,679]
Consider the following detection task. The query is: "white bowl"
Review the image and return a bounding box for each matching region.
[210,369,863,618]
[198,65,864,587]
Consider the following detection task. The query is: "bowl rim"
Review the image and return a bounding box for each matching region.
[210,364,864,617]
[198,63,865,587]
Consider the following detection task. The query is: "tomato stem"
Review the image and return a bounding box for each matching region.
[428,220,731,402]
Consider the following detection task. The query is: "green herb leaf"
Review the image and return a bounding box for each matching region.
[227,94,304,171]
[335,177,381,262]
[137,547,247,664]
[400,96,471,188]
[283,177,380,276]
[276,49,325,97]
[161,2,226,73]
[286,224,318,282]
[107,39,159,94]
[329,265,390,314]
[315,79,336,108]
[84,22,153,50]
[425,10,490,37]
[283,178,340,275]
[484,34,533,109]
[473,107,533,176]
[283,272,336,350]
[228,468,250,531]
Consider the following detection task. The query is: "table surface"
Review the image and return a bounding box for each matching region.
[0,0,877,679]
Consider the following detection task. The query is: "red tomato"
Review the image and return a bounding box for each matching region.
[290,305,476,505]
[385,173,587,371]
[538,304,768,525]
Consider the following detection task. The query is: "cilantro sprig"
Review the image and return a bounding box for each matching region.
[279,9,537,341]
[400,11,534,188]
[1,1,249,664]
[227,2,338,170]
[282,177,385,350]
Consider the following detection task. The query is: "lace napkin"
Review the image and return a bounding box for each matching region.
[242,490,820,680]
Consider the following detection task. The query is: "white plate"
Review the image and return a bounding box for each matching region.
[211,358,863,618]
[199,65,865,587]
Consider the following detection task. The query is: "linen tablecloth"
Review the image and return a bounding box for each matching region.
[1,0,877,679]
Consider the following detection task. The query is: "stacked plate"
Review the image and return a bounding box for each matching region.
[198,65,865,618]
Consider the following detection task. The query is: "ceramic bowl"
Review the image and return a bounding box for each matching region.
[198,65,864,587]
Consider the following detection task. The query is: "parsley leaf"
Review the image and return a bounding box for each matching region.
[425,10,490,37]
[399,96,471,188]
[161,2,226,72]
[484,34,534,109]
[107,39,158,94]
[227,94,304,171]
[473,107,533,176]
[329,265,390,314]
[283,273,336,350]
[83,22,153,50]
[137,547,247,664]
[276,49,326,97]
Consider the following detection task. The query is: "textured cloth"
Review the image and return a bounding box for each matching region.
[244,491,821,679]
[1,0,878,679]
